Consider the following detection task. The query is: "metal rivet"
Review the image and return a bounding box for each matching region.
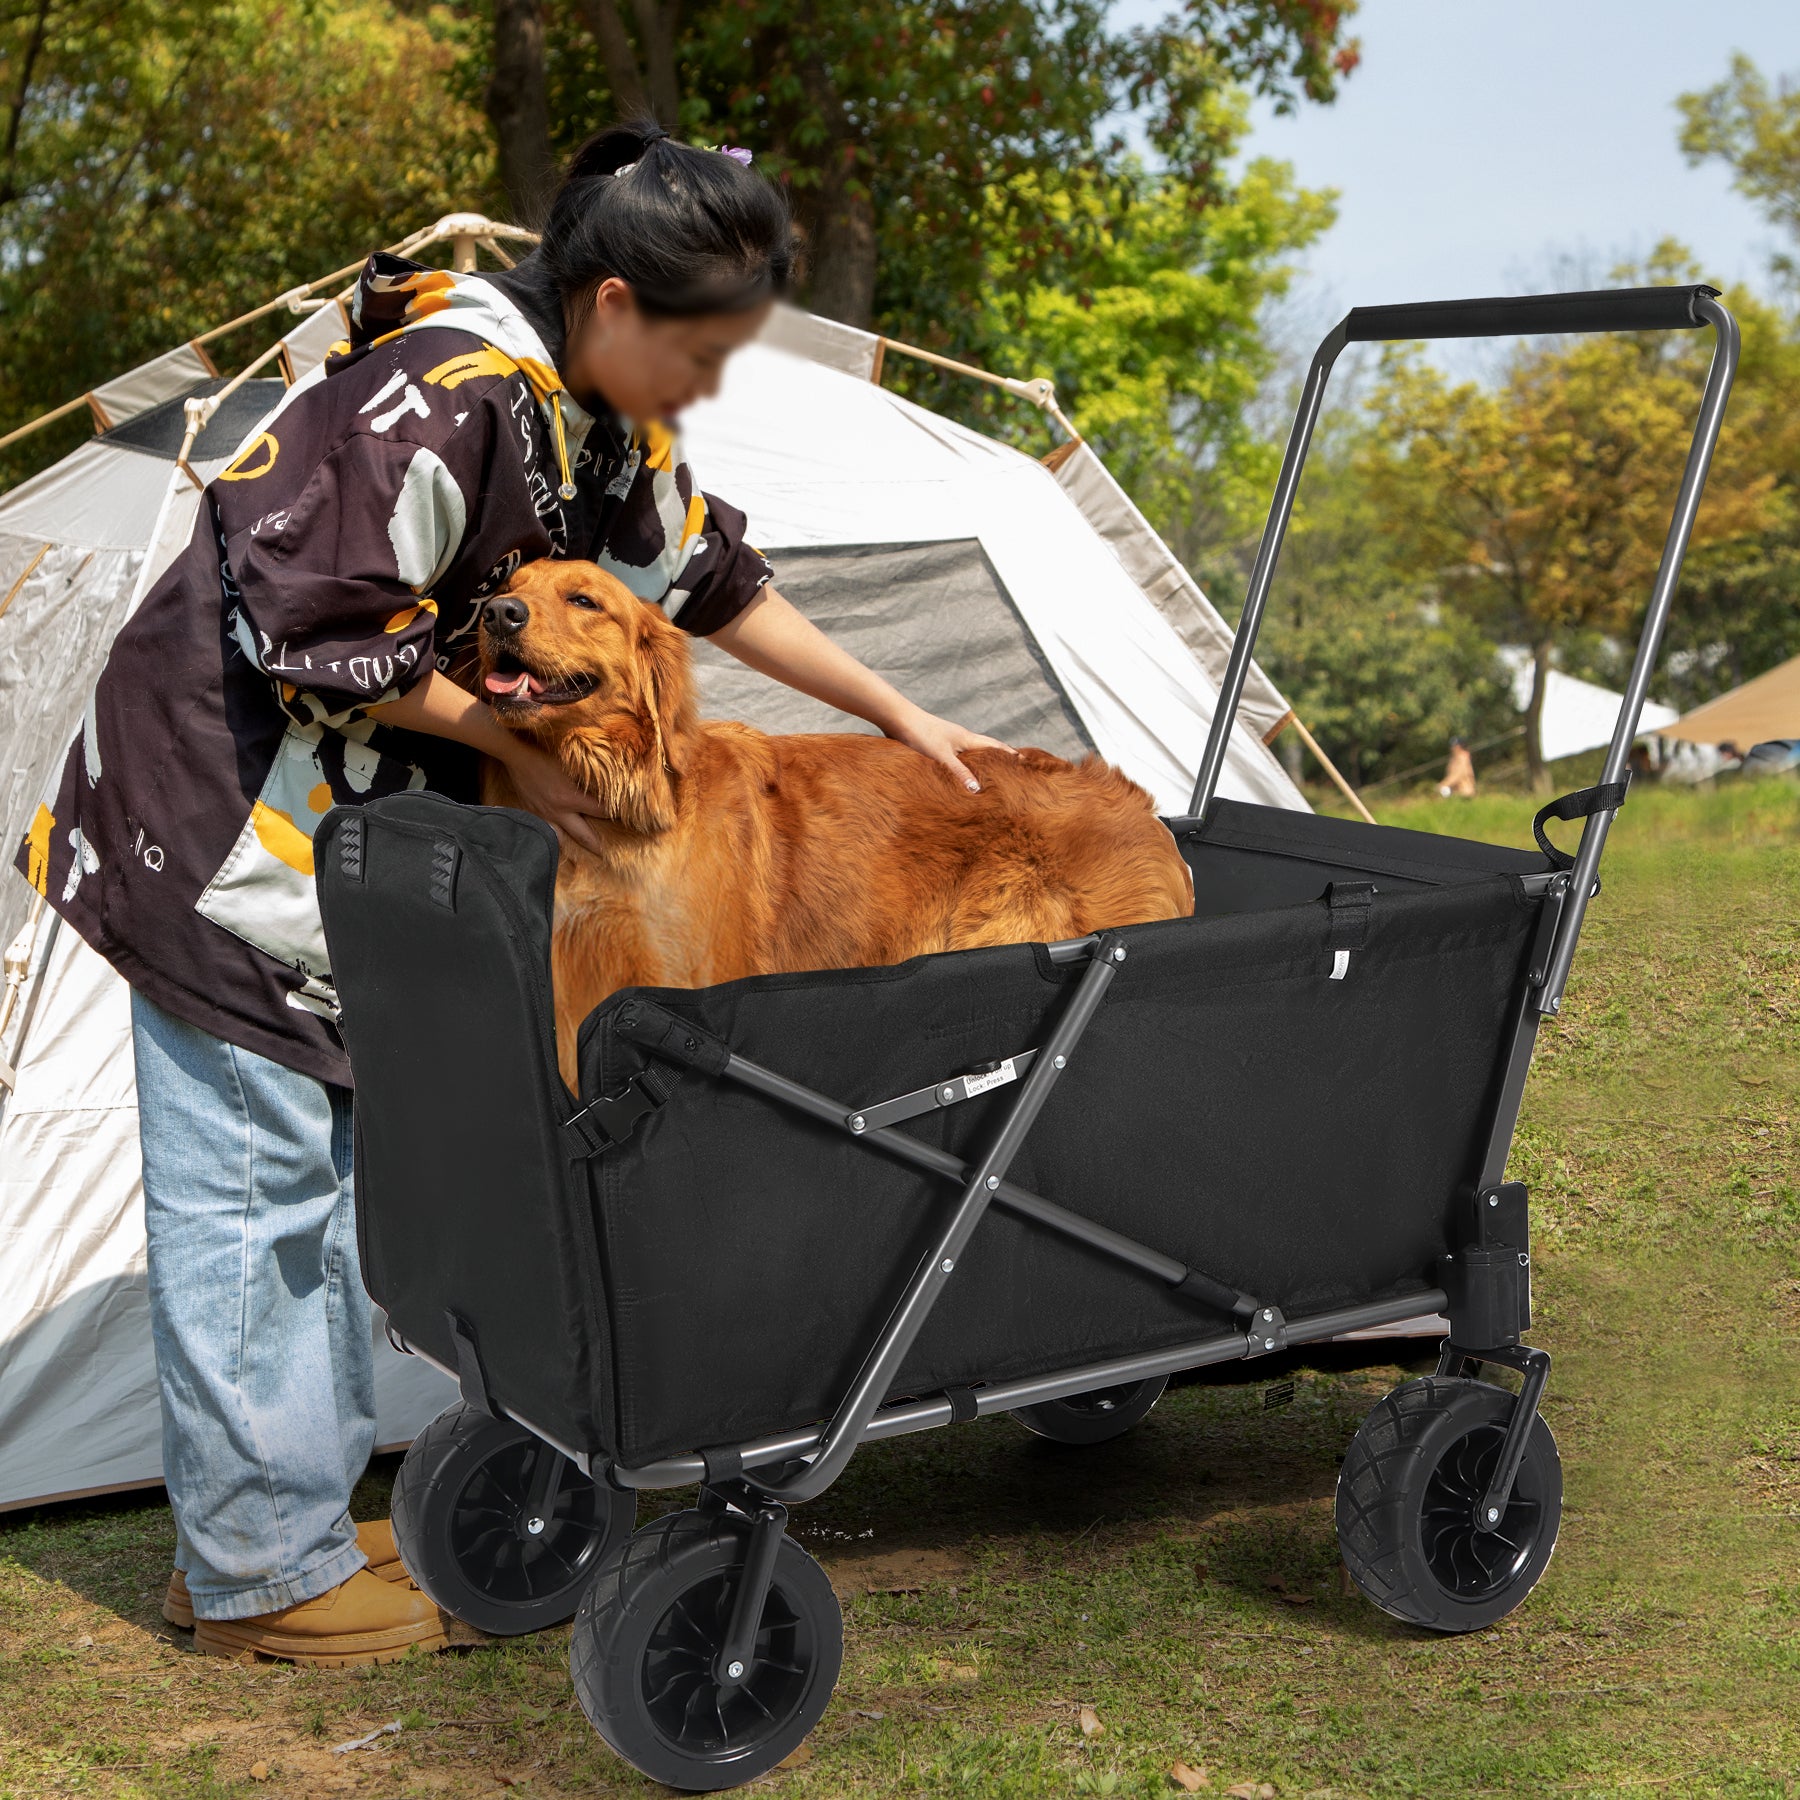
[1264,1338,1276,1351]
[1053,1054,1066,1069]
[941,1259,954,1273]
[1485,1508,1499,1523]
[1262,1309,1273,1321]
[1111,946,1126,962]
[525,1516,545,1536]
[726,1659,745,1679]
[1488,1194,1499,1207]
[941,1086,956,1102]
[851,1115,866,1132]
[985,1175,999,1190]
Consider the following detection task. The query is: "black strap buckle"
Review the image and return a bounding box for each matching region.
[564,1065,673,1158]
[1533,774,1631,871]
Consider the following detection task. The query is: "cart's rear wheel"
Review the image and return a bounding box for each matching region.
[1010,1375,1168,1445]
[1336,1375,1561,1632]
[571,1509,842,1792]
[391,1401,633,1636]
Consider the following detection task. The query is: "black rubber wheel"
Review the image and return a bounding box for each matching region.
[1336,1375,1562,1632]
[571,1509,843,1791]
[390,1401,634,1636]
[1010,1375,1168,1445]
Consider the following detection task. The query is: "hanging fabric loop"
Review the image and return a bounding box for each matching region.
[1532,774,1632,871]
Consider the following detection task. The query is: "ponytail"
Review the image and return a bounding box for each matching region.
[539,119,792,322]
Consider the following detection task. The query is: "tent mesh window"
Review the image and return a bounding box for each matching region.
[689,540,1095,760]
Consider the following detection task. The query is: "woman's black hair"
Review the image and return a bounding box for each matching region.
[539,119,792,323]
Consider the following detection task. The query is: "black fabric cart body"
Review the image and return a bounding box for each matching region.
[317,282,1739,1791]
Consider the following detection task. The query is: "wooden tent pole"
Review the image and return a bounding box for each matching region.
[873,336,1079,442]
[0,214,545,461]
[1277,713,1376,824]
[0,394,89,455]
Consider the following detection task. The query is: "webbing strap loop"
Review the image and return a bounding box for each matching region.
[943,1385,981,1424]
[1325,881,1376,948]
[1532,774,1631,870]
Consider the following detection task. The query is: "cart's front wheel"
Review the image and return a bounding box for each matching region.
[571,1509,843,1791]
[391,1401,633,1636]
[1011,1375,1168,1445]
[1336,1375,1561,1632]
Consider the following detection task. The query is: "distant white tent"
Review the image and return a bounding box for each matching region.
[1500,648,1678,765]
[0,219,1306,1511]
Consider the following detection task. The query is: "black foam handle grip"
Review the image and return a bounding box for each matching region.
[1343,284,1719,344]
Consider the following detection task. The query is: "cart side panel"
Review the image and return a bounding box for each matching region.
[584,873,1541,1463]
[1178,800,1551,918]
[319,795,614,1458]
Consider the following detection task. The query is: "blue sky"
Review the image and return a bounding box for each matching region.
[1231,0,1797,325]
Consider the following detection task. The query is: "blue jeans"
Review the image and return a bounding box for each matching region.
[131,992,374,1620]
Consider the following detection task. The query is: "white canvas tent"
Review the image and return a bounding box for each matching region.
[1500,648,1678,765]
[0,218,1305,1512]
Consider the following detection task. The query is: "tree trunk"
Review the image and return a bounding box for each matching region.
[804,164,877,329]
[572,0,684,126]
[0,0,54,207]
[1524,638,1554,795]
[487,0,556,226]
[627,0,682,125]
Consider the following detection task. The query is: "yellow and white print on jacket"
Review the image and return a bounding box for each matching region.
[194,717,425,1017]
[597,420,711,620]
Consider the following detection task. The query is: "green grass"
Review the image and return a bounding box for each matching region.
[3,782,1797,1799]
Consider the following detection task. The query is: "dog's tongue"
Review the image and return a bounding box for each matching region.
[484,669,541,699]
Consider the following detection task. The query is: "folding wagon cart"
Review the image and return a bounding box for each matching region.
[318,284,1737,1791]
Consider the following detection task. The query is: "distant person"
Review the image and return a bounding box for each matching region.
[1628,741,1656,779]
[1738,739,1800,776]
[1437,737,1477,799]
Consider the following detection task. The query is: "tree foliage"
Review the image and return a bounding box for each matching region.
[0,0,492,482]
[1679,53,1800,286]
[1201,412,1516,789]
[511,0,1359,327]
[1355,254,1790,786]
[883,104,1333,551]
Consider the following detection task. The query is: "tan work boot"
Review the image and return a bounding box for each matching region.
[162,1519,409,1631]
[193,1568,448,1668]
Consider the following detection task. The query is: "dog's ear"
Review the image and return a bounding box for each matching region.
[553,598,696,838]
[635,601,697,777]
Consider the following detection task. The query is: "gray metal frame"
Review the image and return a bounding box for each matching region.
[396,1286,1445,1492]
[1188,285,1740,1024]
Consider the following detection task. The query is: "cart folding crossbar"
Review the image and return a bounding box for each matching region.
[318,282,1738,1792]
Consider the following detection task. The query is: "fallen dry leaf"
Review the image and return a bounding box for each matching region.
[1278,1591,1314,1606]
[946,1663,979,1683]
[248,1764,269,1783]
[776,1743,814,1771]
[1078,1705,1104,1738]
[1170,1761,1210,1791]
[1224,1784,1274,1799]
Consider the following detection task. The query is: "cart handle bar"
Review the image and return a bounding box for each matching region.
[1188,286,1740,1020]
[1341,283,1718,345]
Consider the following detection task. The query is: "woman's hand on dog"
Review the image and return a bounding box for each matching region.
[497,737,615,853]
[885,704,1015,794]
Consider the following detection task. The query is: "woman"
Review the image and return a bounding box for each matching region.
[22,123,1003,1666]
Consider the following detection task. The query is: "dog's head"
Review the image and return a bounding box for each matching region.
[478,559,696,836]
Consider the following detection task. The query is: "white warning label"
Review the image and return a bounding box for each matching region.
[962,1058,1018,1096]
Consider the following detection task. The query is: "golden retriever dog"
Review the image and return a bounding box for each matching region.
[477,560,1194,1082]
